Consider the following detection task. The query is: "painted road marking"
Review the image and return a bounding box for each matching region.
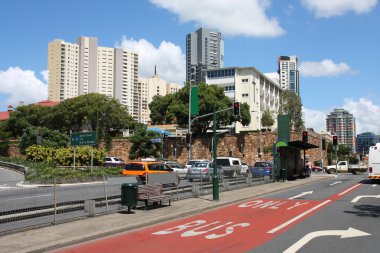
[329,181,342,186]
[267,200,331,234]
[11,194,52,200]
[288,191,313,200]
[283,227,370,253]
[351,195,380,203]
[338,183,361,196]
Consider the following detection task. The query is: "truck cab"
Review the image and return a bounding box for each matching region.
[368,143,380,181]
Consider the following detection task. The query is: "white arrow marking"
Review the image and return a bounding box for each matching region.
[351,195,380,203]
[283,227,371,253]
[372,184,377,187]
[288,191,313,200]
[329,181,342,186]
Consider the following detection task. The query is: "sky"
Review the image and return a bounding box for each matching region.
[0,0,379,134]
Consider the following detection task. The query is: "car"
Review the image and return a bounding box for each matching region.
[241,162,249,175]
[311,165,323,172]
[186,161,222,182]
[103,157,125,167]
[164,161,188,178]
[121,161,176,183]
[249,161,273,178]
[185,159,210,169]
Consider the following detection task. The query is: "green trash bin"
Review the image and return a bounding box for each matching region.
[121,183,138,210]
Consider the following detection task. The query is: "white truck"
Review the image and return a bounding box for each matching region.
[368,143,380,181]
[324,160,367,175]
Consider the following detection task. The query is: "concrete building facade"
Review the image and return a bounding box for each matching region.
[326,108,356,152]
[278,55,299,94]
[205,67,282,133]
[186,28,224,85]
[48,36,140,121]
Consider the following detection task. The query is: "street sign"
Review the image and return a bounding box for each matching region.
[71,132,97,146]
[150,138,162,143]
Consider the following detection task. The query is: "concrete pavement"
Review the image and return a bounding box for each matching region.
[0,174,333,253]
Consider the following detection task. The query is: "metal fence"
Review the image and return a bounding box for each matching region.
[0,172,274,235]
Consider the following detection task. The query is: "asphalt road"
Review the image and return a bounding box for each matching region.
[52,173,380,253]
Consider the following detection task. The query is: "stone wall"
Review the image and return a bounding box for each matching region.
[5,131,327,166]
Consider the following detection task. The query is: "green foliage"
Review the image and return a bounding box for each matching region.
[25,145,107,166]
[263,145,274,155]
[19,126,70,154]
[129,127,162,160]
[279,90,304,131]
[0,122,11,156]
[261,110,275,129]
[149,83,251,133]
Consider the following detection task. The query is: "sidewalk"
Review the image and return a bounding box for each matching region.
[0,175,333,253]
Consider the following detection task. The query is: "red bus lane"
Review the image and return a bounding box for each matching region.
[56,183,363,253]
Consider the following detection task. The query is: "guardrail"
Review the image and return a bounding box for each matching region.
[0,161,29,175]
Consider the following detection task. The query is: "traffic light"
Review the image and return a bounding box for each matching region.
[322,139,326,150]
[302,131,308,142]
[333,135,338,146]
[185,133,191,144]
[233,102,240,116]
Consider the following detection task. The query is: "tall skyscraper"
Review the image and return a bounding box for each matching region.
[326,109,356,152]
[277,55,299,94]
[186,28,224,85]
[48,36,139,121]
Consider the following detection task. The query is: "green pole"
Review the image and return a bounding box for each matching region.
[212,108,219,201]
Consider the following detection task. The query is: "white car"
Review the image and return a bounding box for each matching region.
[103,157,125,167]
[164,161,188,178]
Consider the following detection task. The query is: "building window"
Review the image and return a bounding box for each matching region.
[242,79,248,83]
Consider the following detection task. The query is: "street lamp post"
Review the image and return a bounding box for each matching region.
[252,110,262,159]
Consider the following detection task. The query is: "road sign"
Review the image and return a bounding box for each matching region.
[71,132,97,146]
[151,138,162,143]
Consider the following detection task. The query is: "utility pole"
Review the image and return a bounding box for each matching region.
[212,108,219,201]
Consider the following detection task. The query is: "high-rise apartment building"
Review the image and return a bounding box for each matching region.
[277,55,299,94]
[205,67,282,133]
[326,109,356,152]
[186,28,224,85]
[48,36,139,121]
[138,67,181,124]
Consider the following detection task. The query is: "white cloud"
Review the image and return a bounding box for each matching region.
[150,0,285,37]
[303,107,327,132]
[304,98,380,135]
[0,67,48,109]
[299,59,354,77]
[343,98,380,134]
[301,0,378,18]
[115,36,185,85]
[41,70,49,83]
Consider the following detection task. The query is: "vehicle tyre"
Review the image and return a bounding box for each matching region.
[328,168,336,174]
[208,174,213,182]
[189,178,193,182]
[353,170,361,175]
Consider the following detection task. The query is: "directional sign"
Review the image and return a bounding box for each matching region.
[283,227,370,253]
[71,132,97,146]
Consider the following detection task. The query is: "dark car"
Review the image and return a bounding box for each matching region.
[249,161,273,178]
[311,165,323,172]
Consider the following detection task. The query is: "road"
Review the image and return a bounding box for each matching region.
[52,174,380,253]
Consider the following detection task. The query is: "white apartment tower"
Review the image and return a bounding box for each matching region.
[278,55,299,94]
[48,36,139,121]
[205,67,282,133]
[186,28,224,85]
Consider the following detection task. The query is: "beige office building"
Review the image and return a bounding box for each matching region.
[48,36,139,120]
[138,68,181,124]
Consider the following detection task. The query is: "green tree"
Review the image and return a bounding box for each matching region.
[149,83,251,133]
[261,110,275,130]
[0,121,11,156]
[129,126,162,160]
[278,90,304,131]
[19,126,70,154]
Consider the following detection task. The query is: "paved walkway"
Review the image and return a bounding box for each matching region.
[0,175,333,253]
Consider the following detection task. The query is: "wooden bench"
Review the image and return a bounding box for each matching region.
[137,183,172,210]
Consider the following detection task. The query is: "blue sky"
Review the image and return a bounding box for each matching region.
[0,0,379,134]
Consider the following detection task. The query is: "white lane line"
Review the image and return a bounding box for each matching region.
[338,183,361,196]
[11,194,52,200]
[267,200,331,234]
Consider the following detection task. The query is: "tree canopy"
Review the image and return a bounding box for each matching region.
[149,83,251,133]
[261,109,275,130]
[278,90,304,131]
